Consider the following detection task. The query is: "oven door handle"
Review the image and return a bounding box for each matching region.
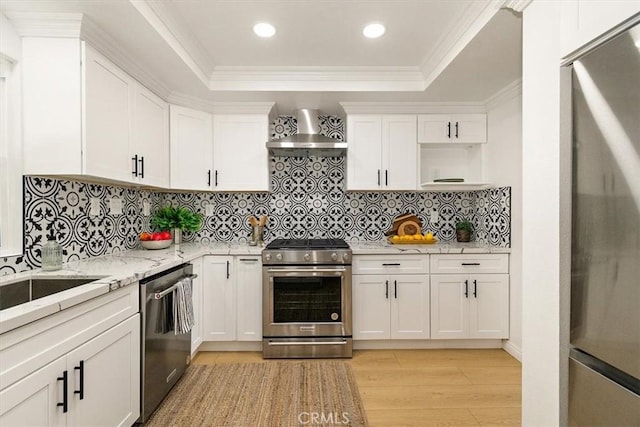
[267,340,348,346]
[266,267,347,274]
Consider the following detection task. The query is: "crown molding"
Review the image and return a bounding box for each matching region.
[419,0,503,90]
[167,92,277,116]
[209,66,426,92]
[484,78,522,110]
[128,0,211,87]
[3,12,83,37]
[339,101,486,115]
[500,0,533,13]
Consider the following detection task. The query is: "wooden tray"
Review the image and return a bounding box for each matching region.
[387,237,438,245]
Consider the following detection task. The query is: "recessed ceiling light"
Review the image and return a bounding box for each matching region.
[363,23,385,39]
[253,22,276,38]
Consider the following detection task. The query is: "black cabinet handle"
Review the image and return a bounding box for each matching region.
[226,260,230,279]
[377,169,381,186]
[473,280,477,298]
[239,258,258,262]
[455,122,459,138]
[138,156,144,179]
[447,121,451,138]
[385,170,388,186]
[461,263,480,266]
[382,263,401,266]
[215,170,219,187]
[464,280,469,298]
[74,360,84,400]
[385,280,389,299]
[131,155,138,177]
[57,370,68,413]
[207,170,211,186]
[394,280,397,299]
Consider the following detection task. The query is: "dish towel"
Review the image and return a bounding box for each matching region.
[173,277,195,335]
[155,291,174,334]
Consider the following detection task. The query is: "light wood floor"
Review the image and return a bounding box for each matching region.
[193,349,522,426]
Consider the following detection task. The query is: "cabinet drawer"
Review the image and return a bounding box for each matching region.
[430,254,509,274]
[353,255,429,275]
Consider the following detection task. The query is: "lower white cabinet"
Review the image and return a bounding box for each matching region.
[430,274,509,339]
[0,314,140,427]
[190,257,204,354]
[353,274,430,340]
[201,255,262,342]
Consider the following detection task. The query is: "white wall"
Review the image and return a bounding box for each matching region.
[486,82,523,360]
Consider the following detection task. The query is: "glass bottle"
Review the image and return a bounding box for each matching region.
[42,229,63,271]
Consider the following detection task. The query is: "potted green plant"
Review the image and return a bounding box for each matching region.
[151,206,202,244]
[455,217,473,243]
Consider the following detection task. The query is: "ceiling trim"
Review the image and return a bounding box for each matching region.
[419,0,504,90]
[4,12,83,37]
[339,101,486,115]
[484,78,522,110]
[500,0,533,13]
[209,66,426,91]
[167,92,277,116]
[128,0,211,87]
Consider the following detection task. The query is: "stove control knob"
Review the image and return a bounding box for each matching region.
[342,253,350,261]
[304,253,311,261]
[331,252,338,261]
[264,253,272,261]
[276,253,283,261]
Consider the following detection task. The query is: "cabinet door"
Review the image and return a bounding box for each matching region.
[469,275,509,339]
[417,114,450,143]
[67,314,140,427]
[352,275,390,339]
[454,114,486,143]
[382,115,417,190]
[133,85,169,187]
[347,115,383,190]
[83,45,133,183]
[190,257,204,354]
[0,357,66,427]
[430,275,469,339]
[213,115,269,191]
[202,256,235,341]
[169,105,213,191]
[236,257,263,341]
[390,274,429,339]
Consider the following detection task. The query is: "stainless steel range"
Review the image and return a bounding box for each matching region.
[262,239,352,358]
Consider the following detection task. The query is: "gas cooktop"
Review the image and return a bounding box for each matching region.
[265,239,350,250]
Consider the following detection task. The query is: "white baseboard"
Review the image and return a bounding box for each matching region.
[353,339,503,350]
[502,340,522,361]
[197,341,262,352]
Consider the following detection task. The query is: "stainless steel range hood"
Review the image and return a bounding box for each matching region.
[267,109,347,156]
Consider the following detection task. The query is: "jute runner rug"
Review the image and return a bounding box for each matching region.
[145,361,369,427]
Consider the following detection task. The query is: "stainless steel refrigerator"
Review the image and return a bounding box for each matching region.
[568,21,640,426]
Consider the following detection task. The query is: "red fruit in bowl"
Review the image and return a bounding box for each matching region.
[152,232,163,241]
[160,231,172,240]
[140,232,152,241]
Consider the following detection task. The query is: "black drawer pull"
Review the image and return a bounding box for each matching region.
[382,263,401,266]
[57,370,68,413]
[74,360,84,400]
[461,263,480,266]
[239,258,258,262]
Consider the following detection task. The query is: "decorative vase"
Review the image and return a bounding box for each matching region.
[456,229,471,242]
[173,228,182,245]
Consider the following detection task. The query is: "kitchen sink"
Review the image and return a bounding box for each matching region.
[0,276,107,310]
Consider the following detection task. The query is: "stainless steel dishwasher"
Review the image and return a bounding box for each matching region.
[139,263,195,423]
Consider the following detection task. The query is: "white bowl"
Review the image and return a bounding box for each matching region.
[140,239,172,250]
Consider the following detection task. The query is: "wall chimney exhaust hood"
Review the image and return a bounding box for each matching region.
[267,109,347,156]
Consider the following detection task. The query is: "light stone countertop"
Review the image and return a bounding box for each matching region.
[347,240,511,255]
[0,242,262,334]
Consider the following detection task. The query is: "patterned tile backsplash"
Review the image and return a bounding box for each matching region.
[0,115,511,276]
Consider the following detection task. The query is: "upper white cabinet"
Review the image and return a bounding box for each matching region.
[212,115,270,191]
[22,39,169,187]
[417,114,486,144]
[346,115,417,191]
[560,1,640,59]
[170,106,214,191]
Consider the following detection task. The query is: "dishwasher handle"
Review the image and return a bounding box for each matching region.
[153,274,198,300]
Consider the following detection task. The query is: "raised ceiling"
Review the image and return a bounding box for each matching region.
[1,0,523,114]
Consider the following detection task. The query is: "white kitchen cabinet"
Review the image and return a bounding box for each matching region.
[169,105,214,191]
[417,114,486,144]
[22,39,169,187]
[346,115,418,190]
[190,257,204,355]
[352,255,429,340]
[212,115,270,191]
[430,254,509,339]
[0,287,140,427]
[202,256,235,341]
[235,256,262,341]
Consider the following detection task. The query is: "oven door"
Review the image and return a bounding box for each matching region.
[262,265,352,338]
